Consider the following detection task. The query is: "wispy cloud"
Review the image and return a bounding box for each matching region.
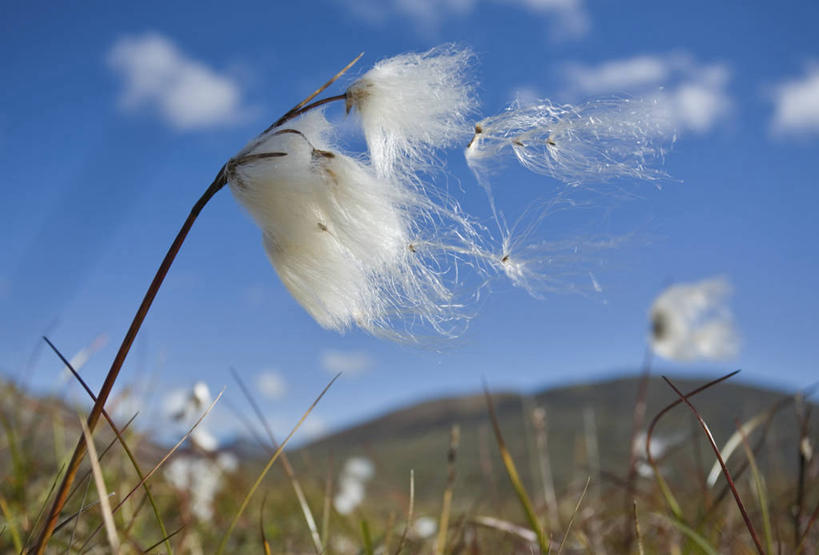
[320,349,374,377]
[107,33,247,130]
[563,52,732,134]
[337,0,588,40]
[770,64,819,136]
[256,370,287,400]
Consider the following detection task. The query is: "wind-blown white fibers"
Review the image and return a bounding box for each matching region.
[228,110,489,340]
[649,277,739,361]
[346,45,477,178]
[466,98,671,188]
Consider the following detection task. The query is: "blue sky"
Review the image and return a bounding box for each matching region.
[2,0,818,442]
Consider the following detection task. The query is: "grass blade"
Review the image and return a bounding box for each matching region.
[653,513,718,555]
[471,515,538,544]
[557,476,590,555]
[737,418,774,553]
[662,376,764,555]
[484,383,550,553]
[78,416,120,552]
[394,469,415,555]
[216,374,340,555]
[45,336,172,554]
[646,370,740,518]
[0,495,22,553]
[230,367,323,554]
[434,424,460,555]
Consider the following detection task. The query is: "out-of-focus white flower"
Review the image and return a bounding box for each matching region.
[649,277,739,361]
[346,44,476,178]
[466,97,670,188]
[164,455,227,521]
[633,430,679,478]
[229,110,487,340]
[164,381,219,452]
[333,456,376,515]
[343,456,375,481]
[411,516,438,539]
[333,478,365,515]
[216,451,239,473]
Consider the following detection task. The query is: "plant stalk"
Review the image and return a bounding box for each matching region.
[32,168,227,554]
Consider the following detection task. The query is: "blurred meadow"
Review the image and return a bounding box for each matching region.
[2,0,819,553]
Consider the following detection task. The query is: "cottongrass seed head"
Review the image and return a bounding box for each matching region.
[346,44,477,178]
[466,97,672,188]
[649,276,739,361]
[229,45,675,341]
[229,109,487,340]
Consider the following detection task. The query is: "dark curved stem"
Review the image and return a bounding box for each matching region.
[662,376,765,555]
[33,167,228,554]
[32,52,365,553]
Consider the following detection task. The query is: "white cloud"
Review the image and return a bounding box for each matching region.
[256,371,287,400]
[771,64,819,135]
[320,349,374,376]
[338,0,588,39]
[564,53,732,134]
[107,33,246,130]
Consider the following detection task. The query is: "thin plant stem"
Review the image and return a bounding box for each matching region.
[394,470,415,555]
[43,336,172,554]
[33,170,226,554]
[624,347,652,549]
[646,370,740,519]
[78,416,120,552]
[216,374,340,555]
[484,384,550,554]
[557,476,591,555]
[230,367,323,554]
[32,52,362,553]
[661,376,765,555]
[434,424,460,555]
[77,389,225,552]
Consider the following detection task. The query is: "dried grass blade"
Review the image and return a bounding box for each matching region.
[45,336,172,554]
[557,476,590,555]
[231,367,323,554]
[394,469,415,555]
[216,374,340,555]
[79,416,120,552]
[0,495,22,553]
[484,385,550,553]
[77,388,225,553]
[646,370,740,518]
[737,419,774,553]
[144,526,184,553]
[434,424,460,555]
[267,52,364,132]
[260,492,272,555]
[471,515,538,544]
[662,376,764,555]
[652,513,718,555]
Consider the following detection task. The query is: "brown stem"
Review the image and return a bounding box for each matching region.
[32,52,365,553]
[32,167,227,554]
[662,376,765,555]
[623,346,652,549]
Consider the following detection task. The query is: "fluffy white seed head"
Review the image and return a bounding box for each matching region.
[466,98,671,188]
[165,382,218,452]
[649,277,739,361]
[229,110,488,340]
[228,48,676,342]
[164,456,226,522]
[333,456,375,515]
[346,45,477,178]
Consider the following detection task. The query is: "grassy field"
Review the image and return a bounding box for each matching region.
[1,371,817,553]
